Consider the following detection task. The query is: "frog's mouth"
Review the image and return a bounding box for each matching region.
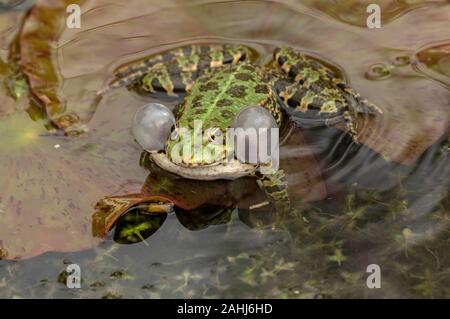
[149,152,257,181]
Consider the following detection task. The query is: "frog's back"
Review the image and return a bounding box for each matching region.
[176,62,273,131]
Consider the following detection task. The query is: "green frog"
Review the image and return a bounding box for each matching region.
[99,44,382,216]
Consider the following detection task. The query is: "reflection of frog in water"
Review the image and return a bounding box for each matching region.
[93,122,328,242]
[113,199,277,245]
[95,151,302,243]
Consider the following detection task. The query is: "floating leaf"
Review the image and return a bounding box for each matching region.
[19,0,88,133]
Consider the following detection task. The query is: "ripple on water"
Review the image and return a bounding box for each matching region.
[295,0,444,27]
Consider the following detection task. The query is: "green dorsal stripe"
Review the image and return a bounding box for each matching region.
[178,63,270,131]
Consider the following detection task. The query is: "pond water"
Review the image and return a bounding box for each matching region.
[0,0,449,298]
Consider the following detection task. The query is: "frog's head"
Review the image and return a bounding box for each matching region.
[132,103,229,167]
[133,103,279,180]
[165,121,227,167]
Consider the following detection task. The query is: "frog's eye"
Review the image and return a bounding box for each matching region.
[132,103,175,151]
[208,128,223,145]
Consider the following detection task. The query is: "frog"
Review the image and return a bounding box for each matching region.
[98,44,382,218]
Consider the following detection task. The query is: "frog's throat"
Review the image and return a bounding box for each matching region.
[149,152,256,181]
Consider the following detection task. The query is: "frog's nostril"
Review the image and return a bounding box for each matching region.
[132,103,175,151]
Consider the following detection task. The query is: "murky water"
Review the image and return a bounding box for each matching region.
[0,0,449,298]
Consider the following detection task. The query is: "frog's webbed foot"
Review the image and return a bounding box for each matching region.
[272,47,383,144]
[97,44,250,96]
[256,169,291,225]
[335,79,383,115]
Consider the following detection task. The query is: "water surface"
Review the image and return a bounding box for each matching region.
[0,0,449,298]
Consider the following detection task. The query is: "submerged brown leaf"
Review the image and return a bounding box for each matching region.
[20,0,87,133]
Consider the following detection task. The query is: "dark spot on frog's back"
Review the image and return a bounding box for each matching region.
[193,101,203,109]
[166,62,181,74]
[222,53,234,64]
[196,76,209,83]
[255,84,269,94]
[217,99,233,107]
[162,51,174,61]
[241,64,255,72]
[182,45,193,56]
[192,95,202,104]
[199,45,210,55]
[189,96,203,109]
[234,73,252,81]
[199,81,219,91]
[221,110,233,118]
[276,54,286,66]
[227,85,247,98]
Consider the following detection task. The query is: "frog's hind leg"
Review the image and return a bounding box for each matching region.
[335,80,384,115]
[97,44,250,96]
[273,47,382,143]
[334,80,383,143]
[274,78,362,143]
[96,53,166,95]
[96,66,153,95]
[256,169,291,225]
[274,46,383,116]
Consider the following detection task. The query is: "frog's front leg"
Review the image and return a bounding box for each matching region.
[256,169,291,223]
[273,47,382,143]
[98,44,250,96]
